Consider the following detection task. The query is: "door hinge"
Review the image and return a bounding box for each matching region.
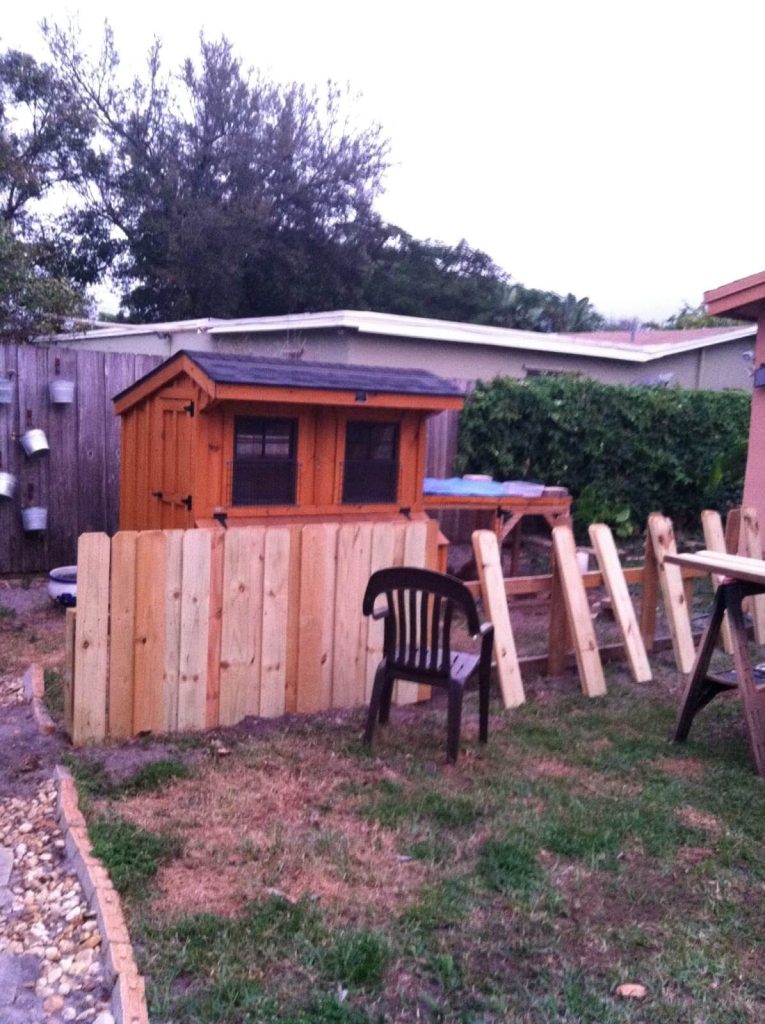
[182,495,193,511]
[183,401,195,416]
[151,490,163,499]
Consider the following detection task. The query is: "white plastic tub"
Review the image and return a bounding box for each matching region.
[48,565,77,606]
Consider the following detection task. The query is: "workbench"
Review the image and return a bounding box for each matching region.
[665,549,765,775]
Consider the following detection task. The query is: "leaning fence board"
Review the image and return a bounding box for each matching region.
[296,524,339,713]
[740,507,765,645]
[219,527,266,725]
[472,529,525,708]
[72,533,111,744]
[648,513,695,675]
[177,529,212,731]
[333,523,374,707]
[133,531,168,734]
[700,509,734,654]
[284,525,303,715]
[109,532,138,738]
[260,528,291,717]
[588,523,652,683]
[552,526,606,697]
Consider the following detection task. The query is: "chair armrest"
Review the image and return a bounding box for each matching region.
[478,621,494,638]
[370,601,389,621]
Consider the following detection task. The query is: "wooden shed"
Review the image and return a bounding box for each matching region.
[114,350,465,532]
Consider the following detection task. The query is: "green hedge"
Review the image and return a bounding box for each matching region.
[455,376,750,537]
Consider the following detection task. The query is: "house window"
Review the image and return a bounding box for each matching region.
[342,421,399,504]
[232,417,297,506]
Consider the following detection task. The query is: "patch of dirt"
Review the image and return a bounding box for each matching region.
[113,750,436,925]
[675,805,722,836]
[657,757,707,780]
[0,577,67,680]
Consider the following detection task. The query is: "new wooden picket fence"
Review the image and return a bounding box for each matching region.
[68,519,438,744]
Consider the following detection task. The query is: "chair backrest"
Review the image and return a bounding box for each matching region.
[363,566,482,677]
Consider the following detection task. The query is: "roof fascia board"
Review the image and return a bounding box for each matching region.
[209,313,753,363]
[113,353,216,414]
[704,271,765,320]
[211,383,464,412]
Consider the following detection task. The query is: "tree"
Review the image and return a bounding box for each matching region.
[0,223,87,340]
[362,230,512,323]
[643,301,739,330]
[43,25,390,320]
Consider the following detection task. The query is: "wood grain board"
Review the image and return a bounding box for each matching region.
[72,533,111,744]
[552,526,606,697]
[471,529,525,708]
[588,523,651,684]
[647,513,696,675]
[700,509,734,654]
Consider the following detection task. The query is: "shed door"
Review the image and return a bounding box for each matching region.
[156,396,195,529]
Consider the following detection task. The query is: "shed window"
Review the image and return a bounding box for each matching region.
[232,417,297,506]
[342,422,399,504]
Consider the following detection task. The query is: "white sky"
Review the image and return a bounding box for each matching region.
[4,0,765,321]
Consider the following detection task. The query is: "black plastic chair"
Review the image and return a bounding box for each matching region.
[362,566,495,763]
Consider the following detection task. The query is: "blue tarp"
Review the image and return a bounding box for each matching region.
[423,477,547,498]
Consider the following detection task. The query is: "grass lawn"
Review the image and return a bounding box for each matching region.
[66,655,765,1024]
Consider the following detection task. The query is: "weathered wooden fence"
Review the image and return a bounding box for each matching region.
[0,344,161,574]
[69,519,438,744]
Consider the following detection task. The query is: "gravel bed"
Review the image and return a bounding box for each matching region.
[0,671,114,1024]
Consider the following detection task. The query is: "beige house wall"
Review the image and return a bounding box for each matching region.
[57,325,754,391]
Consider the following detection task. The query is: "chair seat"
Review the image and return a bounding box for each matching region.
[389,651,481,688]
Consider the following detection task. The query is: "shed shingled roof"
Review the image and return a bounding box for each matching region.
[114,349,465,404]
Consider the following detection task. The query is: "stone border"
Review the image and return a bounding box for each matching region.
[55,767,149,1024]
[24,662,149,1024]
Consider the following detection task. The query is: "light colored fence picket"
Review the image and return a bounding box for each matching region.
[219,527,266,725]
[297,523,339,713]
[72,533,111,744]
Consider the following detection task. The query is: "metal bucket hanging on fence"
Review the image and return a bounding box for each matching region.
[22,506,48,532]
[19,429,49,457]
[0,471,17,499]
[49,379,75,404]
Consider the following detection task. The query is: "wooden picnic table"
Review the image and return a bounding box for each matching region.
[423,486,572,573]
[665,550,765,775]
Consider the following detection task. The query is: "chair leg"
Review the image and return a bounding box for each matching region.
[478,671,490,745]
[379,673,396,725]
[364,663,388,746]
[446,682,464,763]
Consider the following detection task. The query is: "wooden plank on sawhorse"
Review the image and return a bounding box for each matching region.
[647,513,695,675]
[588,523,651,684]
[551,525,606,697]
[472,530,525,708]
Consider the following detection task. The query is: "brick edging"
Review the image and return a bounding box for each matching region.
[54,765,150,1024]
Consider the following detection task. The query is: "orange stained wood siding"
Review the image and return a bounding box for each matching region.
[119,369,444,531]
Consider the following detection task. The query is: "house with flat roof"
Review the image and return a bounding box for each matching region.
[55,310,756,392]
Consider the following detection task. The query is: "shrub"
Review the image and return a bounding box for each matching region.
[455,375,750,536]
